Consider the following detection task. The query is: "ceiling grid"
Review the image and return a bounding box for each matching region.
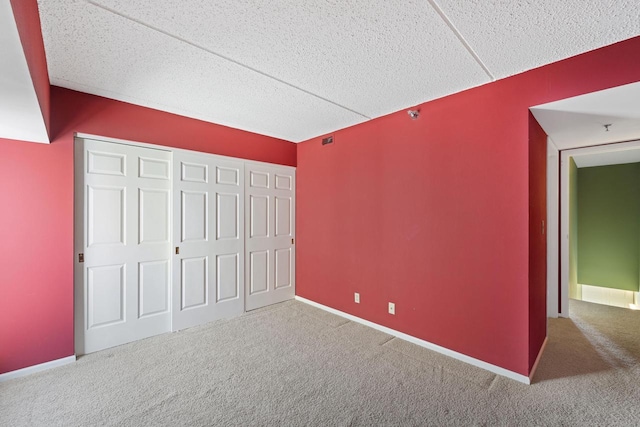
[425,0,495,80]
[36,0,640,142]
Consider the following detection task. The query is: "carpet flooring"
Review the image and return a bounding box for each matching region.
[1,299,639,426]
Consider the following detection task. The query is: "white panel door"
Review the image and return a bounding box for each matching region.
[172,151,244,330]
[75,138,172,354]
[245,164,295,310]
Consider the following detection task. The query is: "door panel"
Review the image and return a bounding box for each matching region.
[250,195,269,238]
[87,186,125,246]
[87,150,126,176]
[249,250,269,295]
[217,253,239,302]
[274,174,292,190]
[217,166,239,185]
[275,248,292,289]
[181,256,208,309]
[172,151,244,330]
[217,193,239,239]
[245,164,295,310]
[275,196,292,236]
[139,260,169,318]
[75,138,171,355]
[87,264,125,328]
[139,189,170,243]
[181,162,207,182]
[182,191,208,242]
[250,171,269,188]
[139,157,170,179]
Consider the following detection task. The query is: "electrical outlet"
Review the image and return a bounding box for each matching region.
[388,302,395,315]
[354,293,360,303]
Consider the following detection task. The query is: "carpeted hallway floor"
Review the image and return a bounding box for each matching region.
[1,299,639,426]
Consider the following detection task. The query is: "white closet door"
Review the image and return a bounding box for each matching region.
[75,138,172,354]
[172,151,244,331]
[245,164,296,311]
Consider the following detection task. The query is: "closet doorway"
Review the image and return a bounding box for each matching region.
[74,135,295,355]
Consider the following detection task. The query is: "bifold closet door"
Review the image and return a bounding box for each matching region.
[74,138,172,354]
[172,151,245,331]
[245,164,296,311]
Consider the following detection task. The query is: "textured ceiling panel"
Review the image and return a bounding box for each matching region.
[437,0,640,79]
[38,0,367,142]
[37,0,640,143]
[44,0,490,132]
[40,0,489,140]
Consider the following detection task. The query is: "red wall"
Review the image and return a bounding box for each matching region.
[0,87,295,374]
[0,137,70,373]
[296,36,640,376]
[10,0,50,137]
[528,113,547,370]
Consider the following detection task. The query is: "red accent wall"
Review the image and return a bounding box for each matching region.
[49,88,296,165]
[0,87,296,374]
[0,137,70,373]
[297,36,640,376]
[528,113,547,370]
[10,0,50,137]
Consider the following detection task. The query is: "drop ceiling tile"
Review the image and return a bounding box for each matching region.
[437,0,640,79]
[38,0,366,142]
[40,1,637,143]
[73,0,490,119]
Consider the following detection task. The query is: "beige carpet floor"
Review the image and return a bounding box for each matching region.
[1,299,639,426]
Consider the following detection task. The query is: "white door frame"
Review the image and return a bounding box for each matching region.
[551,138,640,318]
[546,139,560,318]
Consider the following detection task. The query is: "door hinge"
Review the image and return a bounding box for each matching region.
[78,253,84,263]
[175,247,180,255]
[291,238,295,245]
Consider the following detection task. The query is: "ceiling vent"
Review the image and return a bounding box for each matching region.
[322,136,334,145]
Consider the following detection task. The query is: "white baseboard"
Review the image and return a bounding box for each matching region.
[0,355,76,382]
[529,337,548,383]
[295,296,532,385]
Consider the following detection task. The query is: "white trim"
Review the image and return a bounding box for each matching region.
[74,138,85,354]
[294,296,531,385]
[0,355,76,382]
[74,132,296,171]
[547,138,559,318]
[529,337,548,383]
[560,150,571,317]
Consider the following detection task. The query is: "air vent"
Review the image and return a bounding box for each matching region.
[322,136,334,146]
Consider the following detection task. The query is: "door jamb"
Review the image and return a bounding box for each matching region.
[556,139,640,318]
